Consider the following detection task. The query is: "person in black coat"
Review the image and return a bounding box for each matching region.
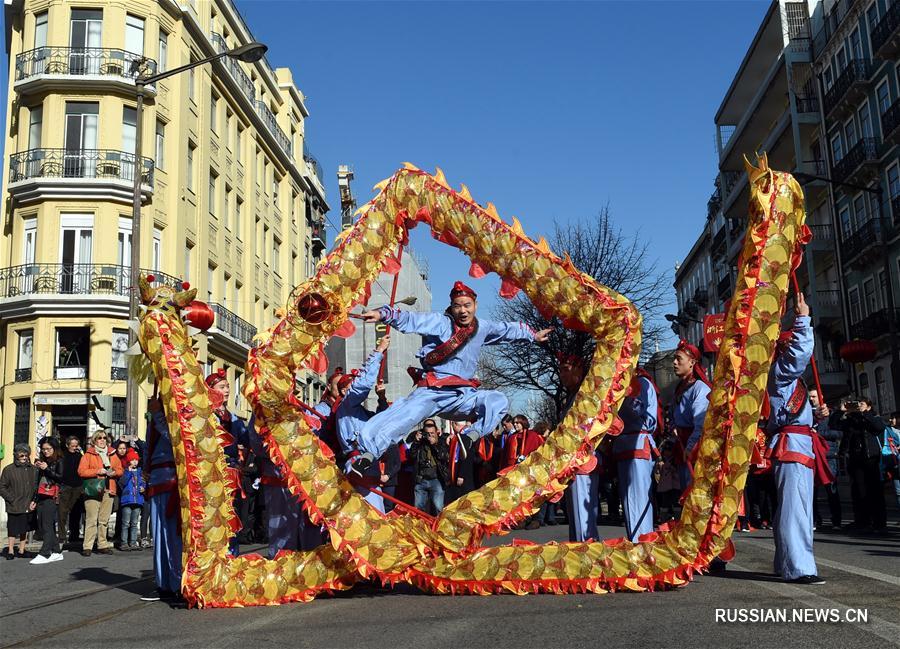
[445,422,476,504]
[31,437,65,564]
[831,397,887,533]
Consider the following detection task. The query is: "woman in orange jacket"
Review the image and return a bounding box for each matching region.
[77,430,123,556]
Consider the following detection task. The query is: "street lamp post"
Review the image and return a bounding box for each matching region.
[125,41,268,438]
[794,171,898,406]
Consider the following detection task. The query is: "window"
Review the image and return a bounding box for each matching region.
[28,105,42,149]
[836,46,847,71]
[233,281,240,309]
[236,125,243,158]
[158,30,168,72]
[888,164,900,222]
[34,11,48,49]
[273,238,281,275]
[70,10,102,74]
[117,216,132,268]
[839,206,852,239]
[858,101,872,139]
[184,241,193,281]
[60,214,93,292]
[291,251,297,283]
[875,367,889,413]
[152,228,162,271]
[225,110,232,151]
[272,174,279,203]
[55,326,90,379]
[188,55,197,101]
[859,372,870,400]
[64,102,99,176]
[235,197,243,239]
[844,117,857,149]
[853,194,867,228]
[208,170,217,215]
[849,27,862,60]
[187,142,196,190]
[14,399,31,447]
[17,330,34,381]
[255,217,262,257]
[155,121,165,170]
[125,14,145,56]
[263,225,270,264]
[878,269,889,310]
[223,273,231,305]
[866,2,879,33]
[23,218,36,265]
[112,328,129,378]
[848,286,862,324]
[210,94,218,131]
[122,106,137,155]
[863,277,877,315]
[876,81,890,115]
[830,132,843,162]
[224,187,231,230]
[207,264,215,302]
[234,371,243,411]
[823,65,834,91]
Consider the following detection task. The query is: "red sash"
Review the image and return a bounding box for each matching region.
[766,425,834,485]
[409,368,481,389]
[424,319,478,366]
[614,431,659,461]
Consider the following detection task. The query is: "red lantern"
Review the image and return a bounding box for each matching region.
[295,292,332,324]
[183,301,215,332]
[839,340,877,364]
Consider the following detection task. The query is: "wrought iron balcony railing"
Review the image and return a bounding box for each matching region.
[870,0,900,55]
[796,95,819,113]
[209,302,257,346]
[9,148,154,187]
[809,223,834,242]
[311,227,326,255]
[841,217,889,263]
[830,137,879,185]
[254,100,292,158]
[0,264,179,298]
[850,307,900,340]
[210,33,256,104]
[15,46,156,82]
[812,0,860,57]
[823,59,871,116]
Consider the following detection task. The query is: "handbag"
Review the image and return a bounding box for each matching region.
[37,480,59,499]
[82,477,106,499]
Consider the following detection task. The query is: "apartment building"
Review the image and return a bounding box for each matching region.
[809,0,899,413]
[0,0,330,466]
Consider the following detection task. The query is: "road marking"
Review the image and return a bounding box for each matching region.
[729,560,900,646]
[736,538,900,587]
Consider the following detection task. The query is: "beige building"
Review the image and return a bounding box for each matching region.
[0,0,329,468]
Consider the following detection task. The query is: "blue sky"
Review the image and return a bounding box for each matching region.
[235,0,768,343]
[1,0,770,343]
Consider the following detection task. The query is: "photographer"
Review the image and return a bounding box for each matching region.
[409,419,449,515]
[831,397,887,534]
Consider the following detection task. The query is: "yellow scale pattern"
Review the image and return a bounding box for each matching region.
[138,155,806,606]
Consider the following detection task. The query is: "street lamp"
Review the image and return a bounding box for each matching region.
[665,313,702,337]
[125,41,268,438]
[793,170,898,405]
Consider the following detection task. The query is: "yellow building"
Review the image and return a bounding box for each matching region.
[0,0,329,467]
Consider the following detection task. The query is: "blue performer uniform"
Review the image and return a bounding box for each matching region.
[614,373,658,542]
[766,314,820,583]
[337,350,389,512]
[672,342,710,487]
[355,306,534,461]
[146,409,182,597]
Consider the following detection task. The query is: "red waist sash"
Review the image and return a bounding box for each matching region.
[411,368,481,389]
[766,425,834,485]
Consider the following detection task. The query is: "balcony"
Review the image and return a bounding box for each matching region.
[14,47,157,96]
[795,95,819,115]
[717,275,732,300]
[711,226,728,260]
[254,100,292,159]
[303,144,324,187]
[849,307,900,341]
[881,97,900,147]
[831,137,879,186]
[841,217,890,269]
[210,33,256,104]
[823,59,872,120]
[8,148,154,205]
[808,223,834,243]
[693,286,709,309]
[814,289,842,319]
[870,0,900,58]
[707,186,722,221]
[209,302,257,348]
[311,226,326,255]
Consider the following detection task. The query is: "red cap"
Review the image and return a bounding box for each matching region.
[450,281,477,300]
[124,449,140,465]
[337,369,360,390]
[677,339,702,361]
[205,368,227,387]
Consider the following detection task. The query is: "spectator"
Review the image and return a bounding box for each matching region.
[832,397,887,534]
[112,439,130,548]
[410,419,449,514]
[117,450,146,551]
[78,430,123,556]
[747,423,775,530]
[379,444,402,513]
[0,444,38,560]
[810,389,841,529]
[57,436,84,548]
[883,412,900,512]
[445,421,476,504]
[30,437,64,564]
[506,416,544,530]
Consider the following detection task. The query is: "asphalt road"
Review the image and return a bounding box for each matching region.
[2,517,898,649]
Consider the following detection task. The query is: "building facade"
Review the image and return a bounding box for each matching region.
[0,0,329,468]
[809,0,899,413]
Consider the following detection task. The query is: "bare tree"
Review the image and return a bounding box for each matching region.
[483,207,669,425]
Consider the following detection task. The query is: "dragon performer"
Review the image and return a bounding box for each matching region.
[136,154,809,607]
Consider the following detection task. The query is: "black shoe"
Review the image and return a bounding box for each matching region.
[95,548,112,555]
[5,553,14,561]
[141,588,175,602]
[709,558,728,573]
[82,550,92,557]
[787,575,825,585]
[349,453,374,477]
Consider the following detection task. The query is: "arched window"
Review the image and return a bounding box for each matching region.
[874,367,889,413]
[858,372,870,400]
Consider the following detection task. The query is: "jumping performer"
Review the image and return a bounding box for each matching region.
[350,281,551,475]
